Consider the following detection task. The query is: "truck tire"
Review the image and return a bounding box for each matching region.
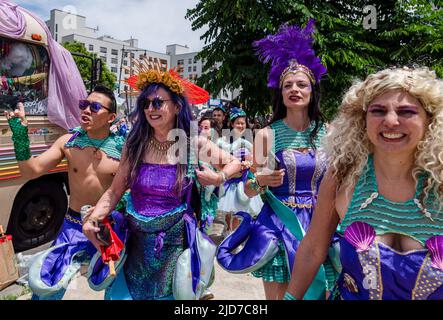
[7,178,68,252]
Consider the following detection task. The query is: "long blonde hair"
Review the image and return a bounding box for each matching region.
[324,67,443,206]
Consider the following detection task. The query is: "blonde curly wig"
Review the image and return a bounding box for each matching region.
[324,66,443,206]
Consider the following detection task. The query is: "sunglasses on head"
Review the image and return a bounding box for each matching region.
[79,100,111,113]
[143,97,172,110]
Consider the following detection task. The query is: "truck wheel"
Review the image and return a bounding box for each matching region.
[7,178,68,252]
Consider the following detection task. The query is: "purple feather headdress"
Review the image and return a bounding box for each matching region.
[253,19,327,88]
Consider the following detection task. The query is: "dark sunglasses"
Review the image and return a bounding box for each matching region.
[79,100,111,113]
[143,97,172,110]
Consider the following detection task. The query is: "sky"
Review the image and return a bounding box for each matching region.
[14,0,207,54]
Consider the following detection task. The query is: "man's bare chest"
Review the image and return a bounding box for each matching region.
[65,147,119,177]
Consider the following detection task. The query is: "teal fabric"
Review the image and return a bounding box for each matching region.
[265,189,326,300]
[323,258,338,291]
[252,241,289,283]
[283,292,297,300]
[269,120,326,153]
[195,161,219,224]
[65,127,126,161]
[338,155,443,245]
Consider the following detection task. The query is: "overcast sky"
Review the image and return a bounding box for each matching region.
[14,0,207,53]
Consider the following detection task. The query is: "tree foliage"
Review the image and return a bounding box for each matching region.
[63,41,116,92]
[186,0,442,119]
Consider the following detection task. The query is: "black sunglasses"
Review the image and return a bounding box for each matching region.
[79,100,111,113]
[143,97,172,110]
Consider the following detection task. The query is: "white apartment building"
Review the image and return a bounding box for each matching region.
[46,9,238,106]
[46,9,170,93]
[167,44,240,101]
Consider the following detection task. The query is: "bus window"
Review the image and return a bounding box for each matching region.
[0,37,49,115]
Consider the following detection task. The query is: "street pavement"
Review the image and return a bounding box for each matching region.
[3,212,266,300]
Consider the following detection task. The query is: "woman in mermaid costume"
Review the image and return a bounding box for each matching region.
[216,20,335,300]
[217,107,264,236]
[286,66,443,300]
[83,66,241,300]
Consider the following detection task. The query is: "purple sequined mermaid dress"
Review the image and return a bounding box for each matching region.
[251,148,327,282]
[105,163,191,300]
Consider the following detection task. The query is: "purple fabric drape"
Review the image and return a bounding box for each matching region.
[0,1,86,130]
[0,1,25,36]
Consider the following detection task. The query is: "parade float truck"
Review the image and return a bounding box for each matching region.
[0,3,96,252]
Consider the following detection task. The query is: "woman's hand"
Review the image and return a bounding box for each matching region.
[195,164,224,186]
[82,206,104,251]
[256,169,285,187]
[4,102,28,126]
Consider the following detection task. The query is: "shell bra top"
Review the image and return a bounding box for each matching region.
[336,155,443,300]
[338,155,443,244]
[268,119,327,200]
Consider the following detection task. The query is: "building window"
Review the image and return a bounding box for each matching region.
[188,58,192,64]
[130,53,135,59]
[124,52,128,58]
[89,44,94,51]
[123,60,128,66]
[188,66,192,72]
[177,59,184,65]
[55,34,58,41]
[111,67,117,73]
[193,57,197,63]
[193,66,197,72]
[100,56,106,63]
[111,58,118,64]
[111,49,118,55]
[100,47,107,53]
[125,70,129,75]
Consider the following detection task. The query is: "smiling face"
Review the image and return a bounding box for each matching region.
[366,89,430,157]
[281,72,312,110]
[80,92,115,132]
[232,116,246,135]
[144,86,179,132]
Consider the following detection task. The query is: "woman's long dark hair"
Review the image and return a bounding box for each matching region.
[125,83,194,194]
[268,80,325,149]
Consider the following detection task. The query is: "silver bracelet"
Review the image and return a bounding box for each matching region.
[219,171,228,184]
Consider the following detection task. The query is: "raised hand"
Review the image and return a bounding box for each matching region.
[4,102,27,126]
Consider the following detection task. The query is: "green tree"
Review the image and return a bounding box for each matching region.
[187,0,442,119]
[63,42,116,91]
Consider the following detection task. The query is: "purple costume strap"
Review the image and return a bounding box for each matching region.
[183,213,201,294]
[223,169,249,190]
